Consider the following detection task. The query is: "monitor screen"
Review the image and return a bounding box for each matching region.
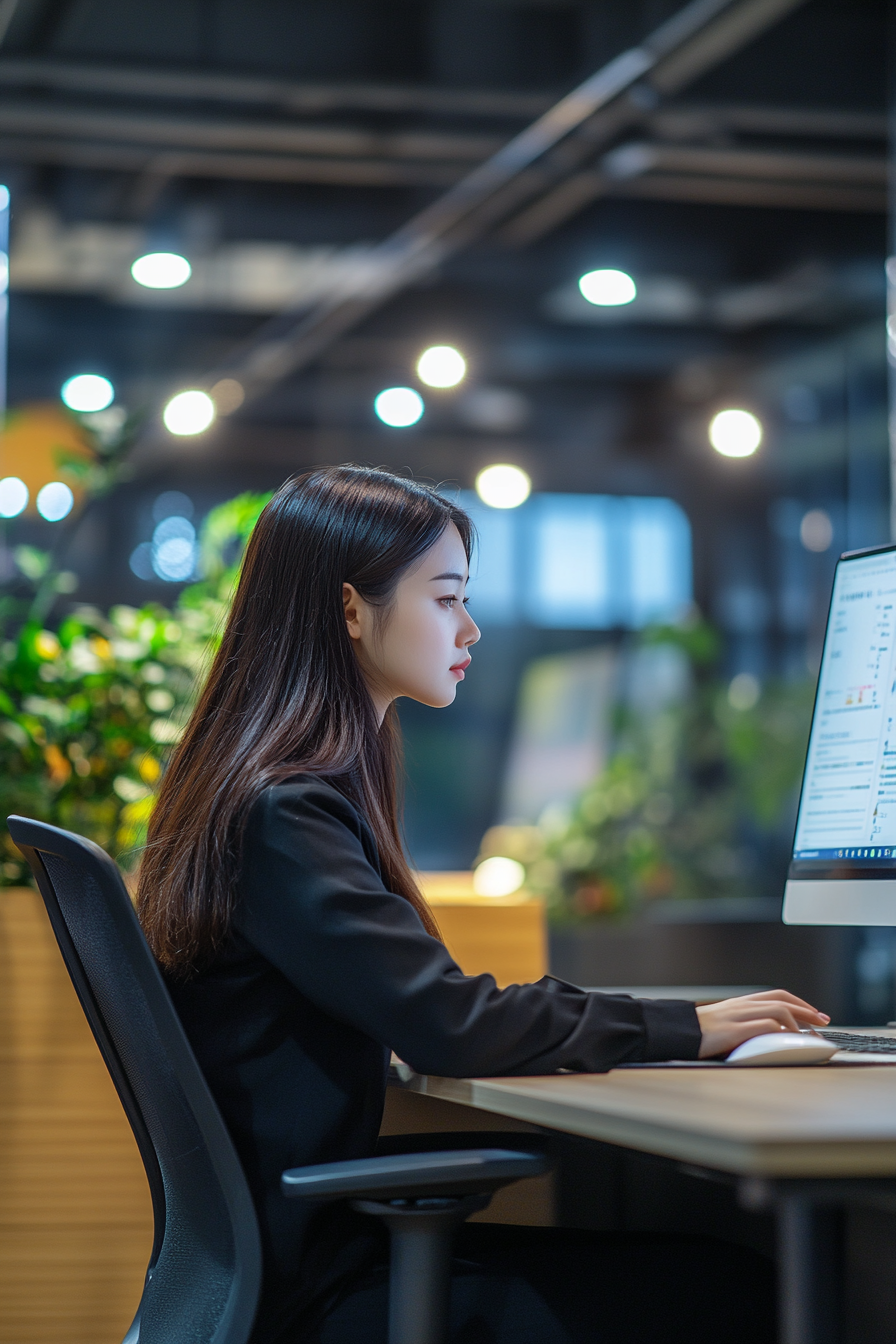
[793,546,896,866]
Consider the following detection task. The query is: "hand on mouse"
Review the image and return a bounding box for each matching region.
[696,990,830,1059]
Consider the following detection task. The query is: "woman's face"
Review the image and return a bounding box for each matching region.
[344,522,480,720]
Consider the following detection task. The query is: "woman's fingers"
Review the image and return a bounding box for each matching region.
[739,1017,800,1037]
[714,992,829,1023]
[709,1005,797,1030]
[696,987,832,1058]
[744,989,821,1010]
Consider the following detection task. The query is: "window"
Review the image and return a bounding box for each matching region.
[459,492,692,629]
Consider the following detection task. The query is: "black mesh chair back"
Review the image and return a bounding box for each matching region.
[7,816,262,1344]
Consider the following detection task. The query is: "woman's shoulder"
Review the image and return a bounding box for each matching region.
[248,774,369,842]
[242,774,382,880]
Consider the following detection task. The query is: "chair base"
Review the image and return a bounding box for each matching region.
[352,1193,491,1344]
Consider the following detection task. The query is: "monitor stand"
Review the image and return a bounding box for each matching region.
[783,878,896,925]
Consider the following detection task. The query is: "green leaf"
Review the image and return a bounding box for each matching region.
[196,491,273,584]
[13,546,52,583]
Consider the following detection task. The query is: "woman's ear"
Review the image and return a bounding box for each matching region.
[343,583,363,642]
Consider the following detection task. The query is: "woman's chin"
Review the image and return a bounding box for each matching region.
[401,683,458,709]
[425,684,458,708]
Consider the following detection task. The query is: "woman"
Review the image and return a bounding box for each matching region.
[138,466,828,1343]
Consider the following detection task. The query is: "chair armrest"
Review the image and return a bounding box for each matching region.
[281,1148,551,1202]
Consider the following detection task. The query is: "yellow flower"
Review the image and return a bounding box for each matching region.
[136,753,162,785]
[34,631,60,660]
[89,636,113,661]
[43,743,71,786]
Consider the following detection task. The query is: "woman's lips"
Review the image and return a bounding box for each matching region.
[450,658,471,678]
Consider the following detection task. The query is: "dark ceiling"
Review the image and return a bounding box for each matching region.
[0,0,888,612]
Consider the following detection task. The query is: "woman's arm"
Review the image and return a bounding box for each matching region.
[236,781,825,1075]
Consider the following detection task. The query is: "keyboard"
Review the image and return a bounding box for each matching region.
[819,1029,896,1054]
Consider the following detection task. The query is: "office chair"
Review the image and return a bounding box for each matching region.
[8,816,550,1344]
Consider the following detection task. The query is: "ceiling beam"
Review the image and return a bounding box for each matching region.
[605,141,885,186]
[504,136,885,242]
[0,97,877,195]
[0,137,472,188]
[649,102,886,141]
[194,0,812,406]
[614,171,884,214]
[0,101,503,161]
[0,56,553,121]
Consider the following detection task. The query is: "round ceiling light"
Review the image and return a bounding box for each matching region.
[475,463,532,509]
[163,390,216,436]
[416,345,467,388]
[61,373,114,413]
[36,481,74,522]
[0,476,27,517]
[131,252,192,289]
[374,387,424,428]
[709,408,763,458]
[578,268,637,306]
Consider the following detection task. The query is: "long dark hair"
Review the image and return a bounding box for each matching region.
[137,466,473,976]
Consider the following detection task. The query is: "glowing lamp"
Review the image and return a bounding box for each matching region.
[709,409,762,458]
[475,463,531,509]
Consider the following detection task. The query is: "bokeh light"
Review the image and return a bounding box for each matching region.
[36,481,74,522]
[728,672,761,711]
[0,476,28,517]
[131,252,192,289]
[800,508,833,553]
[475,463,532,509]
[61,373,114,413]
[709,408,763,458]
[129,543,154,580]
[153,490,194,522]
[163,389,216,436]
[578,268,637,306]
[374,387,424,427]
[473,856,526,896]
[416,345,467,388]
[152,515,197,581]
[210,377,245,414]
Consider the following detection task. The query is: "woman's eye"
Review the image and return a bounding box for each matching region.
[439,596,457,608]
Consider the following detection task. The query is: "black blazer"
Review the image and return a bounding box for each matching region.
[167,776,700,1341]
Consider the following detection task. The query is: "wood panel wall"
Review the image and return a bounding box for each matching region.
[0,888,153,1344]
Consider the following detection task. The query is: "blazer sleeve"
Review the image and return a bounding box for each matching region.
[234,779,701,1076]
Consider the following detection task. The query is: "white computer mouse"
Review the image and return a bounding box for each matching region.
[725,1032,837,1067]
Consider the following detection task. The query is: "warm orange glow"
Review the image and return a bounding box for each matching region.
[0,405,92,515]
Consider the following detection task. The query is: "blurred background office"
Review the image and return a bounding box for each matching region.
[2,5,896,1340]
[0,0,890,1018]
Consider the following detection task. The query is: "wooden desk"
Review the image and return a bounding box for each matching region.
[404,1066,896,1344]
[407,1066,896,1178]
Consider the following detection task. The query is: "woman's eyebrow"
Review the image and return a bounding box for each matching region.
[430,571,466,583]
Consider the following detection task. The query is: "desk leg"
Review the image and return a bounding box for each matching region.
[777,1193,843,1344]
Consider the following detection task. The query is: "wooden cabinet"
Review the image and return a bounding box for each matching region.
[419,872,547,987]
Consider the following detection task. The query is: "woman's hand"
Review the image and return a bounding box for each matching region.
[696,990,830,1059]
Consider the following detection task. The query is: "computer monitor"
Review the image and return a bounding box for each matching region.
[784,543,896,925]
